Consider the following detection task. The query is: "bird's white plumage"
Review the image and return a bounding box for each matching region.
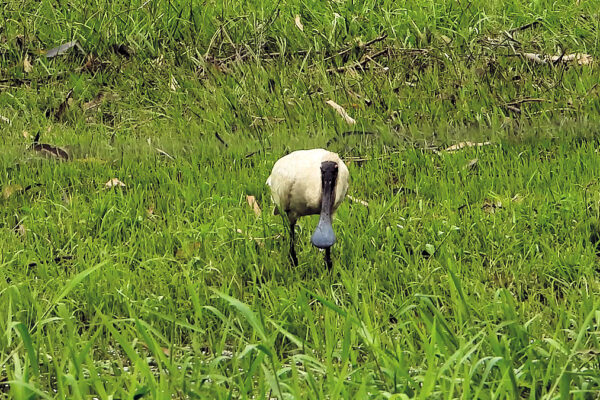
[266,149,349,223]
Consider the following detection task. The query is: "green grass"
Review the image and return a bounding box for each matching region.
[2,0,600,398]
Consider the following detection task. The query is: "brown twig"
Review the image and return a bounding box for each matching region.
[321,34,388,64]
[505,98,546,106]
[504,105,521,114]
[214,132,228,147]
[508,20,542,34]
[327,48,390,72]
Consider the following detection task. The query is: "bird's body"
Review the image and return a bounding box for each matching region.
[267,149,349,268]
[267,149,349,222]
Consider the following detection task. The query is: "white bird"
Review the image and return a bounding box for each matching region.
[266,149,349,269]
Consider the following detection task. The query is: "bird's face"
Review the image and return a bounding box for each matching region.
[320,161,338,190]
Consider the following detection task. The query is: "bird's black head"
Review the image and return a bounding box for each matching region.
[320,161,338,188]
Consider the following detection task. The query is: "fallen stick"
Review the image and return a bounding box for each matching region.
[327,48,389,72]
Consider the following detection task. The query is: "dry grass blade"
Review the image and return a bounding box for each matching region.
[155,148,175,160]
[464,158,479,170]
[325,100,356,125]
[347,195,369,207]
[294,15,304,31]
[14,224,26,238]
[45,40,84,58]
[104,178,126,189]
[246,195,262,217]
[327,48,389,73]
[445,141,491,152]
[170,75,180,91]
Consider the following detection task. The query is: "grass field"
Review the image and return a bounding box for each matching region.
[2,0,600,398]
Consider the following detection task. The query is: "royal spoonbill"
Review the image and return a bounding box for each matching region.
[266,149,349,269]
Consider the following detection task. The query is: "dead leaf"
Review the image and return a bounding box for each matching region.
[112,44,133,58]
[440,34,452,44]
[104,178,126,189]
[445,141,491,152]
[347,195,369,207]
[246,195,262,217]
[482,199,502,214]
[45,40,84,58]
[294,15,304,31]
[520,52,593,65]
[325,100,356,125]
[175,242,202,259]
[3,184,23,200]
[511,194,524,203]
[520,53,546,64]
[23,55,33,73]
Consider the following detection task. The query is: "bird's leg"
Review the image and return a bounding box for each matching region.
[325,247,332,270]
[289,221,298,266]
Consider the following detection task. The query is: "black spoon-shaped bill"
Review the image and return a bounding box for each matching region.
[311,161,338,249]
